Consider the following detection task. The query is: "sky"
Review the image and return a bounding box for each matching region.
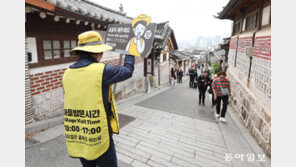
[94,0,232,41]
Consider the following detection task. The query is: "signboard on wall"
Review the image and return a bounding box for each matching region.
[105,14,156,58]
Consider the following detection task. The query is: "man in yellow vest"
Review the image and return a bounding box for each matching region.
[62,31,135,167]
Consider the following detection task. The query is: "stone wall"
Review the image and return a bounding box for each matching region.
[149,60,171,88]
[114,61,145,100]
[227,26,271,157]
[160,61,170,86]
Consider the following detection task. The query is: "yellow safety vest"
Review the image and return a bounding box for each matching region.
[128,38,143,56]
[62,63,119,160]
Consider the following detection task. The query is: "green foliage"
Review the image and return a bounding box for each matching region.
[192,48,199,52]
[210,62,222,78]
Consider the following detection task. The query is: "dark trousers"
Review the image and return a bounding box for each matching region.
[179,77,183,83]
[216,95,229,118]
[198,87,206,104]
[189,78,194,87]
[80,137,117,167]
[211,94,216,106]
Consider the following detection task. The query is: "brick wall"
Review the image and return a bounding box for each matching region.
[30,69,66,96]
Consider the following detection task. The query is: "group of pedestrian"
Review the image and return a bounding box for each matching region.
[199,71,231,122]
[174,65,231,123]
[170,67,184,85]
[188,65,231,123]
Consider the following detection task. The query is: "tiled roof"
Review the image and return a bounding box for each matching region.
[213,50,225,60]
[154,21,173,50]
[170,50,190,61]
[45,0,132,24]
[216,0,240,19]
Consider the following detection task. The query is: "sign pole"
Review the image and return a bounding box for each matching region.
[113,54,123,93]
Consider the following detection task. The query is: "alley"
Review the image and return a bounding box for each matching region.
[26,79,270,167]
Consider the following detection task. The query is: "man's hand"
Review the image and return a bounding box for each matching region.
[214,95,217,100]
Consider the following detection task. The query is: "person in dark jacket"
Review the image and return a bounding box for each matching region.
[179,69,184,83]
[189,66,196,87]
[170,68,176,86]
[197,71,211,105]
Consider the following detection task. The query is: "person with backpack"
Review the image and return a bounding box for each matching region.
[212,71,231,122]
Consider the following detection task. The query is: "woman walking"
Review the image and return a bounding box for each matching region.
[212,71,231,122]
[209,74,218,107]
[170,68,176,86]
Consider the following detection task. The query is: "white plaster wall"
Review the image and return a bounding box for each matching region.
[262,5,270,26]
[27,37,38,64]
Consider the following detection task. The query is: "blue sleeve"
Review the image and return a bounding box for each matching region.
[102,55,135,85]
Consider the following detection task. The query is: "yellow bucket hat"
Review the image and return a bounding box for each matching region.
[132,14,151,27]
[70,31,112,54]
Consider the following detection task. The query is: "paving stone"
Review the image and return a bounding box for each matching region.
[128,132,160,146]
[139,141,173,155]
[178,141,214,156]
[130,160,152,167]
[171,157,200,167]
[135,144,172,161]
[116,146,148,163]
[33,133,50,143]
[195,153,232,167]
[173,152,213,167]
[116,152,134,165]
[116,142,151,159]
[147,160,168,167]
[150,155,182,167]
[158,142,194,158]
[115,133,140,143]
[113,136,138,148]
[145,132,179,144]
[160,140,195,154]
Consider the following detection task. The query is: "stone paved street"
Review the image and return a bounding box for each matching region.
[26,78,271,167]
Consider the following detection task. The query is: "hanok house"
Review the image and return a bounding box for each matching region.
[25,0,147,124]
[170,50,190,74]
[145,21,178,87]
[217,0,271,156]
[219,37,230,72]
